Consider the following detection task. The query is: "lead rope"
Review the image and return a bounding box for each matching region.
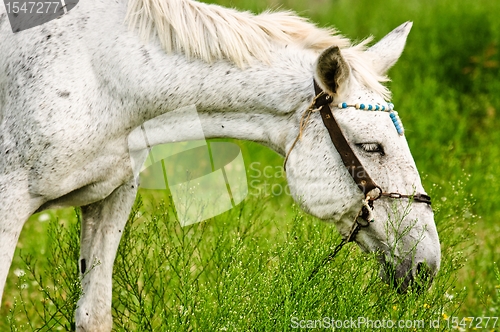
[272,218,361,314]
[305,204,369,283]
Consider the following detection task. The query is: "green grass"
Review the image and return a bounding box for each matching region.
[2,0,500,330]
[1,186,474,331]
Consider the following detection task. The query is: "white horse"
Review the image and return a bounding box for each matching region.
[0,0,440,330]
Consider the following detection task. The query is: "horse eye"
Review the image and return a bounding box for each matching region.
[358,143,385,156]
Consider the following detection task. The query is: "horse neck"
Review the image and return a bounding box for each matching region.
[111,42,317,155]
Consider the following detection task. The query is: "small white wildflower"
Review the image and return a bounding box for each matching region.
[38,213,51,222]
[13,268,25,277]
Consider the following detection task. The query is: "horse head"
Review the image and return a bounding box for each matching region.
[285,22,440,292]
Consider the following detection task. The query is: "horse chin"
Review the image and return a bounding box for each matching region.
[377,254,434,294]
[352,231,436,293]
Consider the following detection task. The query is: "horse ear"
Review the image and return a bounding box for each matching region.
[314,46,350,96]
[367,21,413,75]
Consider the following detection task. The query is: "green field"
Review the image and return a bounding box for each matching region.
[2,0,500,330]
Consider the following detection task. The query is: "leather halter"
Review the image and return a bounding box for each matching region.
[313,81,380,197]
[288,81,431,242]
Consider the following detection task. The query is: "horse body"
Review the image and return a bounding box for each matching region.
[1,0,315,202]
[0,1,440,330]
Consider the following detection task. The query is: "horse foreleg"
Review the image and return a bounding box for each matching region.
[75,178,137,332]
[0,175,42,308]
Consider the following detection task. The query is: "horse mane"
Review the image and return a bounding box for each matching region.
[125,0,390,99]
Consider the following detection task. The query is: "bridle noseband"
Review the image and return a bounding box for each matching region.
[285,81,431,244]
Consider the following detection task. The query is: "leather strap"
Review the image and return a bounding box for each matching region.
[381,192,432,205]
[314,81,379,196]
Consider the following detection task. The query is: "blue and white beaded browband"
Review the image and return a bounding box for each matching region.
[337,102,405,136]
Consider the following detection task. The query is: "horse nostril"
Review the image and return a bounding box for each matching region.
[416,262,430,281]
[380,259,436,293]
[413,262,433,293]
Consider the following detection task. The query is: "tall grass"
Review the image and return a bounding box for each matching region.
[4,184,474,331]
[2,0,500,330]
